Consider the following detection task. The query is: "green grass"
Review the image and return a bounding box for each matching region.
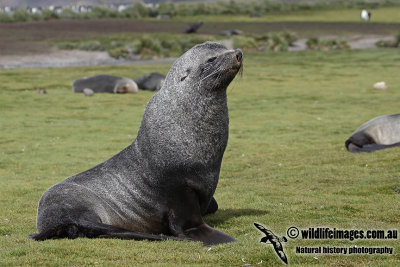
[53,32,298,59]
[54,33,225,59]
[1,50,399,266]
[169,7,400,23]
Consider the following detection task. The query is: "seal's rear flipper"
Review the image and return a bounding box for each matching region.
[29,221,187,242]
[358,142,400,152]
[346,141,400,153]
[184,223,235,246]
[97,232,186,242]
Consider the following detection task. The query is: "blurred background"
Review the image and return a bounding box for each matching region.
[1,0,399,68]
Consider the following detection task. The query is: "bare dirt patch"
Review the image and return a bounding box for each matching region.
[0,47,176,69]
[0,47,119,69]
[289,34,395,51]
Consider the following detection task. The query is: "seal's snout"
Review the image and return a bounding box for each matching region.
[235,49,243,63]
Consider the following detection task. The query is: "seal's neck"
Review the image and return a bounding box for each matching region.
[133,86,229,170]
[162,81,228,117]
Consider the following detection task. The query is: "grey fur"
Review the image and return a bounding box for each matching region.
[345,114,400,152]
[30,42,243,245]
[134,72,165,91]
[73,75,138,94]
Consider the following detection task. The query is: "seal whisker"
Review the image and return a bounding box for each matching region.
[239,61,244,78]
[199,63,225,84]
[206,64,226,88]
[229,63,244,93]
[197,68,220,84]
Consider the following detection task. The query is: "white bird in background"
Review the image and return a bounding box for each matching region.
[361,9,371,21]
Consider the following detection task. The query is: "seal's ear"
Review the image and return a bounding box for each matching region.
[206,56,217,64]
[181,69,191,81]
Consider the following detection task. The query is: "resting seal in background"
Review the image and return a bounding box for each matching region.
[73,74,138,94]
[185,21,203,34]
[345,114,400,153]
[29,42,243,245]
[134,72,165,91]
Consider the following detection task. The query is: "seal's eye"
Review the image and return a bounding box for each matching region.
[206,56,217,63]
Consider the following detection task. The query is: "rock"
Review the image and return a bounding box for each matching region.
[83,88,94,96]
[373,81,387,90]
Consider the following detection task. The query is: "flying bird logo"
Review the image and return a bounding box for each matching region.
[254,222,288,265]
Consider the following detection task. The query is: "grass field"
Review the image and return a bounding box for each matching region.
[170,7,400,23]
[1,49,399,266]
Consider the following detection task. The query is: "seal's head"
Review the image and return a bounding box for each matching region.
[114,78,139,94]
[164,42,243,93]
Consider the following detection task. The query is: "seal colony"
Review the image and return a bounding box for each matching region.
[29,42,243,245]
[345,114,400,152]
[73,74,138,94]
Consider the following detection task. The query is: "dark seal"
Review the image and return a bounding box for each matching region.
[185,21,203,34]
[219,29,243,37]
[134,72,165,91]
[73,74,138,94]
[345,114,400,152]
[29,42,243,246]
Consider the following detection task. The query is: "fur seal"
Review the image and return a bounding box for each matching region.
[29,42,243,245]
[219,29,243,36]
[185,21,203,34]
[73,75,138,94]
[345,114,400,152]
[134,72,165,91]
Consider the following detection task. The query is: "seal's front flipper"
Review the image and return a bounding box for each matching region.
[184,223,235,246]
[76,221,189,242]
[346,142,362,153]
[203,197,218,215]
